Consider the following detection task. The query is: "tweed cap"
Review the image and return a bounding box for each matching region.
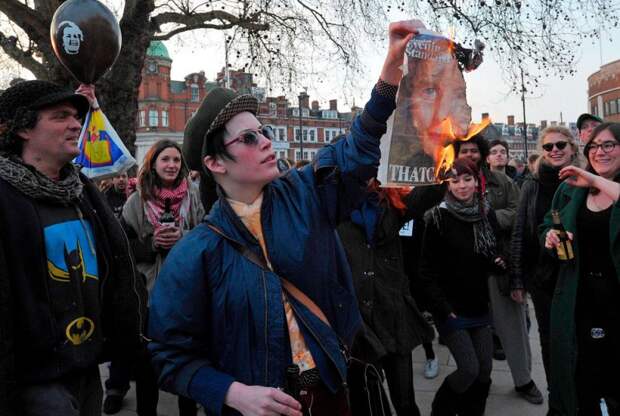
[0,80,90,125]
[183,87,258,170]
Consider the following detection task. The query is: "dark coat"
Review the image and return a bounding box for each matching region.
[0,172,147,415]
[540,182,620,416]
[418,203,502,323]
[337,197,434,363]
[509,167,559,291]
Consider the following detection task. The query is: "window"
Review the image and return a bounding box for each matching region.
[269,102,277,114]
[322,110,338,119]
[308,129,316,142]
[191,85,199,102]
[278,128,286,141]
[161,110,169,127]
[148,110,158,127]
[611,100,618,115]
[604,101,610,116]
[138,110,145,127]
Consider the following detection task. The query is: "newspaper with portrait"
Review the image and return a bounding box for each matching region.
[378,29,484,186]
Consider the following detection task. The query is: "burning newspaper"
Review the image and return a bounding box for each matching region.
[378,30,484,186]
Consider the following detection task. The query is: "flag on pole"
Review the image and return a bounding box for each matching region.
[74,108,136,179]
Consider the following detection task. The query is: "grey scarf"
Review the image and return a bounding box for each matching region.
[427,192,497,258]
[0,153,83,204]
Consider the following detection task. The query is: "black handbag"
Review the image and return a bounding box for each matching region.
[206,223,388,415]
[347,357,389,416]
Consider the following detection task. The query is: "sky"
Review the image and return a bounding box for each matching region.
[165,22,620,127]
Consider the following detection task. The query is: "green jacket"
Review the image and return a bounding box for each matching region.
[539,182,620,416]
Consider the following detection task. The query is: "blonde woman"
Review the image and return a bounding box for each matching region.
[509,126,578,387]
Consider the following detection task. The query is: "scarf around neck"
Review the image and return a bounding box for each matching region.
[144,179,190,230]
[427,192,497,258]
[537,161,562,191]
[0,153,83,204]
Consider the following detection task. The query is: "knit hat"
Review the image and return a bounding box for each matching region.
[576,113,602,131]
[183,87,258,170]
[0,80,90,125]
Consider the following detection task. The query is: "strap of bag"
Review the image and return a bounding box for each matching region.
[206,223,331,327]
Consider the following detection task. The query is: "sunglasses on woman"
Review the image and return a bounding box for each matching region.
[586,141,618,155]
[542,141,568,152]
[224,126,275,147]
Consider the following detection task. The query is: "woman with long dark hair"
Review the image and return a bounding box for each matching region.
[542,122,620,416]
[509,126,578,389]
[419,158,505,416]
[119,139,204,416]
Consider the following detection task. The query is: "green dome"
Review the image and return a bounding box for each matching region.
[146,41,171,60]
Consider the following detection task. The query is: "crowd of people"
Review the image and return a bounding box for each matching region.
[0,18,619,416]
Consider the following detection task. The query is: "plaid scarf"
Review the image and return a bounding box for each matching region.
[0,153,83,204]
[144,179,190,230]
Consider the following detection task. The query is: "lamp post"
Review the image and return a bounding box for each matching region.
[298,91,304,161]
[520,66,528,160]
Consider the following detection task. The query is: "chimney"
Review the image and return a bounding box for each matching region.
[299,91,309,109]
[481,112,490,121]
[329,99,338,111]
[540,120,547,129]
[311,100,319,111]
[507,115,515,125]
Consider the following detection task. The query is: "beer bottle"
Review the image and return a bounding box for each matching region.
[159,198,175,226]
[551,210,574,260]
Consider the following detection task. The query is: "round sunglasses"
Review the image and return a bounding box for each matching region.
[224,126,275,147]
[541,141,568,152]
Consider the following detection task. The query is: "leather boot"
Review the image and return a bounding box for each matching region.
[460,379,491,416]
[431,379,459,416]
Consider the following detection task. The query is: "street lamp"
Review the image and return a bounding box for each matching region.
[520,66,528,160]
[298,91,304,161]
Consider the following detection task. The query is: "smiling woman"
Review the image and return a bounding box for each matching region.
[509,125,578,389]
[540,122,620,415]
[118,139,204,415]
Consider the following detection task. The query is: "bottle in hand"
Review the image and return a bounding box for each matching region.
[551,210,574,261]
[159,198,176,227]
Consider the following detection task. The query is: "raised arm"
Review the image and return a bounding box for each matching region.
[311,20,425,225]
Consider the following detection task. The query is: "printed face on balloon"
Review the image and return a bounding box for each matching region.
[59,21,84,55]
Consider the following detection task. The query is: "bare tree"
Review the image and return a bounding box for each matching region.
[1,0,618,151]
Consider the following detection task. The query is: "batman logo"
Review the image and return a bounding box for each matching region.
[65,317,95,345]
[48,241,97,283]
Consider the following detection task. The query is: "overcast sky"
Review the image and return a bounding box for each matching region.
[167,22,620,127]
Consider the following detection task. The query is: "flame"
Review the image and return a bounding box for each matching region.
[433,117,492,181]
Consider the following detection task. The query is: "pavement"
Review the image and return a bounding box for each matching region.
[100,299,549,415]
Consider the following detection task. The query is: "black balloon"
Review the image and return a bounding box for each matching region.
[50,0,122,83]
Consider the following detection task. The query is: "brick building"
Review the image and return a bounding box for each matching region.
[588,59,620,122]
[135,41,217,164]
[135,41,355,165]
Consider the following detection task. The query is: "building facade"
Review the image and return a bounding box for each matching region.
[588,59,620,123]
[135,42,354,166]
[483,114,578,162]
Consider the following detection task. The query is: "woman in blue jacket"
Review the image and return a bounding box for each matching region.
[147,20,424,416]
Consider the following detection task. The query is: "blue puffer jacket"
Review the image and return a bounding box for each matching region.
[147,88,395,415]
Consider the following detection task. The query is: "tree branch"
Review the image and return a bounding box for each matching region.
[0,30,46,79]
[0,0,47,39]
[151,10,269,37]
